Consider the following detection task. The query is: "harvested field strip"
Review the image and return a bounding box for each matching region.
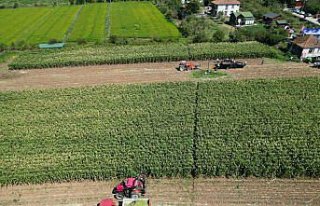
[1,179,320,206]
[0,78,320,185]
[69,3,108,42]
[9,41,279,69]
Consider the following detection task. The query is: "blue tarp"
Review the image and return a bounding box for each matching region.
[302,28,320,36]
[39,43,65,49]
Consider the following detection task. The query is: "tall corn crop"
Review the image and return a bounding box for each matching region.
[195,78,320,178]
[9,42,279,70]
[1,78,319,185]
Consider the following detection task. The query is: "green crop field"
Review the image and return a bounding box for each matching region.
[0,5,81,45]
[109,1,181,39]
[69,3,108,42]
[9,41,280,69]
[0,78,320,185]
[0,0,68,7]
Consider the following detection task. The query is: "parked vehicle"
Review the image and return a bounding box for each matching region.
[311,62,320,68]
[214,59,246,70]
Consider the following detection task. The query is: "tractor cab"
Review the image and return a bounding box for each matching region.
[177,61,200,71]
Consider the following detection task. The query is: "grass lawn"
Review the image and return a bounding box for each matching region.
[191,70,227,79]
[69,3,108,42]
[110,1,181,39]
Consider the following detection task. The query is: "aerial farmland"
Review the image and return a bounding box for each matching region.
[0,0,320,206]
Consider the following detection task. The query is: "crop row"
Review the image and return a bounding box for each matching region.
[9,41,279,69]
[1,78,319,185]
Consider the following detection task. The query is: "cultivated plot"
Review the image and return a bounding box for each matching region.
[0,6,81,45]
[69,3,108,42]
[110,2,181,39]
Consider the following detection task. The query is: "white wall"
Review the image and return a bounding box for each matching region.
[301,48,320,59]
[214,4,240,16]
[181,0,203,4]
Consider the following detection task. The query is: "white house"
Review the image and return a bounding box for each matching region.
[211,0,240,17]
[292,35,320,61]
[181,0,203,4]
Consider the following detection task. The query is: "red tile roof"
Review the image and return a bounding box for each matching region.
[212,0,241,5]
[294,35,320,49]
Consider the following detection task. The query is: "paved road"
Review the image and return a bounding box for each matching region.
[291,12,320,26]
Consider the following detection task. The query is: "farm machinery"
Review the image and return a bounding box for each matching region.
[214,59,246,70]
[98,175,151,206]
[177,60,200,71]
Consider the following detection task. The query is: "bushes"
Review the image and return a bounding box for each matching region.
[0,78,320,185]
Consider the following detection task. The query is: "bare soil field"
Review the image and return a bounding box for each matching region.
[1,178,320,206]
[0,59,319,91]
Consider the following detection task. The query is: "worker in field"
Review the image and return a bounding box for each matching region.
[112,174,146,200]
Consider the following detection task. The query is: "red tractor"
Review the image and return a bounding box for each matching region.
[98,175,150,206]
[177,61,200,71]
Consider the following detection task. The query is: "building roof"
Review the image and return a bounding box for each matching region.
[263,12,281,19]
[302,28,320,36]
[212,0,241,5]
[293,35,320,49]
[276,20,289,25]
[233,11,254,18]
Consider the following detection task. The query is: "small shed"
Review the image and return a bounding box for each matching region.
[39,43,65,49]
[263,12,281,24]
[230,11,255,26]
[276,20,289,27]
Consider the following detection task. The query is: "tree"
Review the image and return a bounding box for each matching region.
[180,16,222,43]
[305,0,320,15]
[212,29,225,42]
[185,0,201,15]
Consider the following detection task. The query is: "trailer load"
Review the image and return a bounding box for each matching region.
[214,59,246,70]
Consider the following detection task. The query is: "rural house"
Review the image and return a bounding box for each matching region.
[263,12,281,24]
[302,28,320,39]
[294,0,304,10]
[210,0,240,17]
[291,35,320,61]
[230,11,255,26]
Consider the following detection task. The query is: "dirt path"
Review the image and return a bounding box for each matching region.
[1,178,320,206]
[0,59,319,91]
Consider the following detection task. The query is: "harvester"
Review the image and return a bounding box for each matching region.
[98,175,151,206]
[177,60,200,71]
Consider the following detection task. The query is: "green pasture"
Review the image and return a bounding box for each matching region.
[110,1,181,39]
[69,3,108,42]
[0,5,80,45]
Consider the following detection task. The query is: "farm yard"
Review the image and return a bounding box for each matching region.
[0,1,181,45]
[1,59,320,91]
[1,0,320,205]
